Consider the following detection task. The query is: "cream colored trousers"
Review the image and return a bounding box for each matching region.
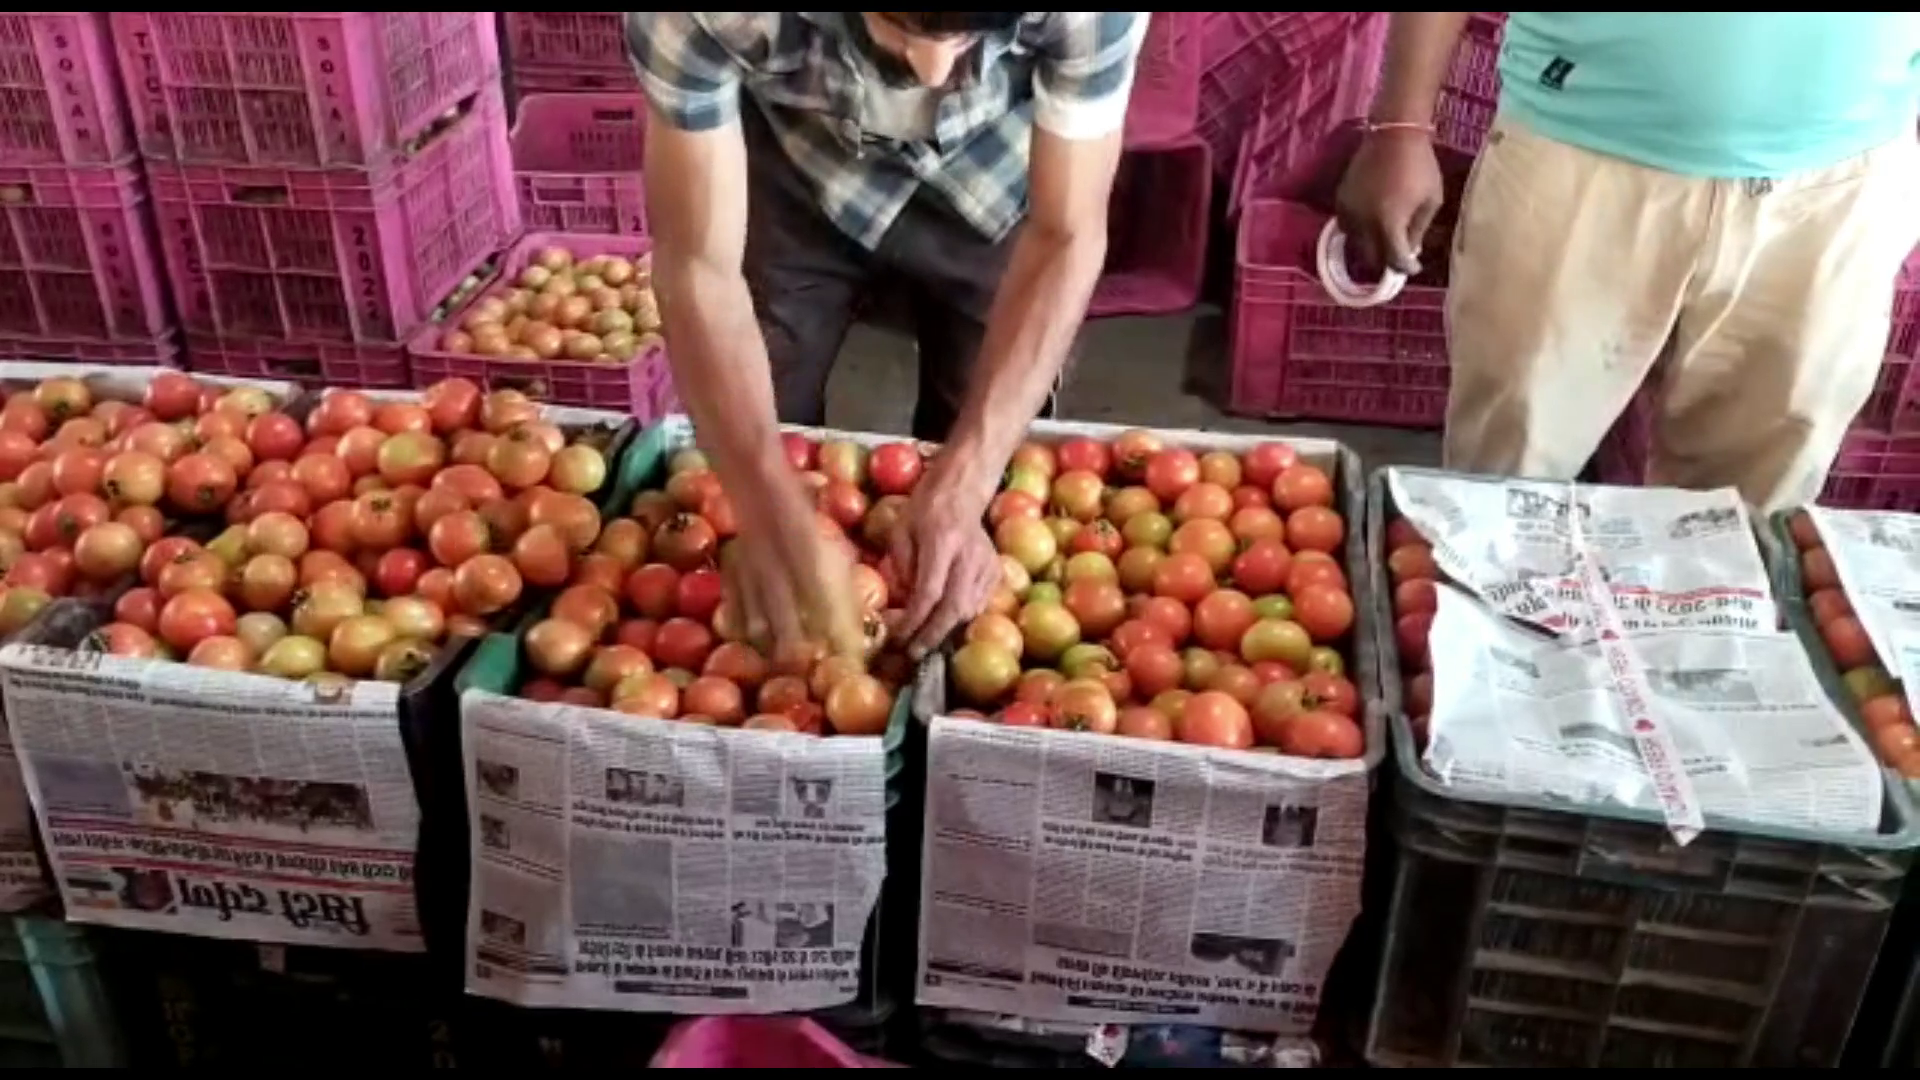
[1444,116,1920,512]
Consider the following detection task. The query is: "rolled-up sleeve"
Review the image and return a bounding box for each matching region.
[1031,12,1152,140]
[626,12,742,132]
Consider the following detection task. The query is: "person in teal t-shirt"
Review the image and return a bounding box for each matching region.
[1338,13,1920,512]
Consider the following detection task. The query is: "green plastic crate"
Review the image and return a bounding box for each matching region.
[0,916,125,1068]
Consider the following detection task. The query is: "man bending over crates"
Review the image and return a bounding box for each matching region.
[1338,13,1920,512]
[628,13,1148,660]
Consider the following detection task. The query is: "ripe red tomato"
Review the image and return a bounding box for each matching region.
[1111,430,1163,481]
[1287,554,1346,596]
[1150,552,1214,605]
[1396,612,1434,671]
[1144,449,1200,502]
[1272,464,1334,511]
[1787,511,1822,551]
[451,554,523,616]
[1133,595,1193,645]
[999,701,1051,727]
[1180,691,1252,749]
[654,617,716,671]
[781,433,817,471]
[1192,590,1257,652]
[1302,671,1359,717]
[1385,517,1425,551]
[1294,585,1354,642]
[1394,578,1438,617]
[868,442,924,496]
[157,589,237,653]
[165,453,238,514]
[1801,548,1839,591]
[1278,709,1363,759]
[1240,442,1299,490]
[1055,437,1111,478]
[1821,616,1878,670]
[422,377,482,435]
[684,676,746,725]
[676,567,725,622]
[653,514,718,572]
[1231,539,1293,597]
[1286,506,1344,554]
[144,372,202,422]
[1808,587,1852,627]
[1388,543,1439,584]
[625,563,682,619]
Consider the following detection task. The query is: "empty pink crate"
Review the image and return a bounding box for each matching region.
[408,232,675,416]
[511,93,647,237]
[183,334,407,388]
[111,11,500,168]
[149,85,518,345]
[0,161,172,349]
[501,12,632,82]
[0,329,180,367]
[1227,15,1385,218]
[1229,199,1450,426]
[1820,427,1920,510]
[0,13,135,166]
[1088,137,1211,318]
[1124,13,1201,149]
[1437,14,1505,156]
[512,65,639,102]
[1196,11,1359,177]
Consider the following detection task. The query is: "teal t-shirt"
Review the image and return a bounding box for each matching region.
[1497,13,1920,178]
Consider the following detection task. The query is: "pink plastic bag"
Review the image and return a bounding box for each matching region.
[649,1017,897,1068]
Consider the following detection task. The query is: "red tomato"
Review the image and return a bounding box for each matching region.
[1787,511,1822,551]
[1231,539,1293,597]
[157,589,237,653]
[1278,710,1364,759]
[1801,548,1839,591]
[1144,449,1201,502]
[1055,437,1111,478]
[1287,555,1347,596]
[1192,590,1257,652]
[1821,616,1878,670]
[1272,464,1334,511]
[1151,552,1214,605]
[1286,506,1344,554]
[868,442,924,496]
[374,548,429,597]
[422,378,482,435]
[676,567,725,622]
[1240,442,1299,490]
[1294,585,1354,642]
[1302,671,1358,717]
[1808,587,1853,627]
[1394,578,1438,617]
[654,617,715,671]
[625,564,682,620]
[1179,691,1252,749]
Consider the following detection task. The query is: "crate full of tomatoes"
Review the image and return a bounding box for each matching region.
[0,371,636,952]
[449,415,928,1027]
[1365,469,1915,1069]
[911,419,1379,1040]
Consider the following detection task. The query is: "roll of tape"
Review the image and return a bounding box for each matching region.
[1315,219,1408,309]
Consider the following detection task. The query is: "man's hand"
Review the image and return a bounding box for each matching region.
[890,465,1000,659]
[1335,131,1446,277]
[721,472,867,663]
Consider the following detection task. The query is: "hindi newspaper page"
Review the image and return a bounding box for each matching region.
[915,718,1367,1033]
[1422,583,1883,834]
[0,732,49,912]
[461,689,887,1013]
[1388,471,1774,636]
[0,644,422,949]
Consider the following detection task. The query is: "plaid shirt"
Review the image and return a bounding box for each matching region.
[627,12,1149,250]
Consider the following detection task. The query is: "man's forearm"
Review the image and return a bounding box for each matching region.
[938,224,1106,506]
[651,256,790,507]
[1371,13,1474,124]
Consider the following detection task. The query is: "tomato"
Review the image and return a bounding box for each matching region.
[1134,595,1193,645]
[1051,682,1118,734]
[350,492,410,551]
[1808,587,1853,627]
[1286,506,1344,555]
[868,442,924,497]
[1230,539,1293,598]
[1287,554,1347,596]
[1394,578,1438,618]
[1301,671,1358,718]
[625,563,681,619]
[1241,617,1312,669]
[1151,552,1214,605]
[1272,464,1334,511]
[375,431,446,488]
[157,552,226,598]
[188,634,254,671]
[1169,518,1236,574]
[511,523,573,588]
[612,673,681,719]
[1860,693,1912,732]
[1111,430,1163,481]
[1873,723,1920,766]
[165,453,238,515]
[1046,437,1104,478]
[157,588,237,652]
[452,554,523,616]
[675,567,725,622]
[995,517,1058,575]
[653,514,718,572]
[950,639,1019,704]
[114,586,162,632]
[73,522,142,581]
[370,547,428,598]
[144,371,201,422]
[1115,706,1172,740]
[50,448,106,498]
[676,676,742,725]
[1116,546,1163,594]
[1240,443,1299,490]
[1193,590,1257,652]
[1404,672,1433,719]
[817,480,869,530]
[422,378,482,435]
[1279,710,1364,759]
[1143,449,1200,502]
[1396,612,1435,671]
[1787,510,1822,551]
[524,618,595,678]
[780,432,817,471]
[999,701,1051,727]
[654,617,715,671]
[1801,548,1840,592]
[87,621,159,658]
[1126,644,1183,699]
[1105,619,1167,661]
[1018,601,1081,662]
[1063,579,1126,638]
[553,584,621,638]
[1294,585,1354,642]
[1821,616,1878,670]
[758,675,810,715]
[703,641,769,689]
[825,673,892,735]
[1172,482,1233,525]
[1180,691,1252,749]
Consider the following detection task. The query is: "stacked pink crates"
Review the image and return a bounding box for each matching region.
[0,12,176,366]
[111,12,517,387]
[501,12,635,101]
[1197,12,1364,181]
[510,93,648,238]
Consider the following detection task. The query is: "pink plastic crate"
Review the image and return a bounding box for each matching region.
[0,161,172,347]
[1124,13,1201,149]
[1089,137,1211,318]
[183,333,407,388]
[111,12,500,168]
[1227,15,1385,217]
[0,13,135,166]
[501,12,632,81]
[408,232,675,415]
[0,329,180,367]
[650,1017,893,1069]
[1437,14,1505,156]
[149,85,518,345]
[511,65,639,103]
[1196,11,1359,178]
[1820,427,1920,510]
[511,93,647,237]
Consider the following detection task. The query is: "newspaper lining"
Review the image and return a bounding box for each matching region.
[914,718,1367,1033]
[0,644,422,949]
[1805,507,1920,705]
[1394,470,1882,836]
[0,732,49,912]
[461,689,887,1013]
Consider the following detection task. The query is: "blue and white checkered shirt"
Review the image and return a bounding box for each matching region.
[627,12,1150,250]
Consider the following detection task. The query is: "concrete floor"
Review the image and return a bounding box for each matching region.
[823,306,1442,471]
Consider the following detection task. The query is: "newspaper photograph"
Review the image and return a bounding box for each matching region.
[0,739,49,912]
[461,689,887,1013]
[915,718,1367,1033]
[1423,582,1884,834]
[1389,470,1774,637]
[0,644,423,949]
